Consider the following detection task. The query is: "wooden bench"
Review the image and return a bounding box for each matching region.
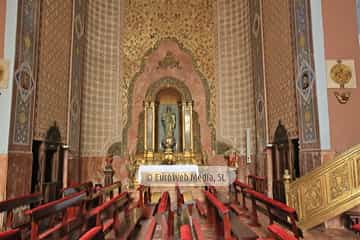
[245,189,302,239]
[143,217,157,240]
[180,224,192,240]
[0,192,43,230]
[61,182,93,197]
[233,179,253,212]
[88,181,122,206]
[204,190,258,240]
[176,197,204,240]
[79,226,104,240]
[203,190,232,240]
[0,228,21,240]
[25,191,87,240]
[86,191,132,238]
[195,199,207,217]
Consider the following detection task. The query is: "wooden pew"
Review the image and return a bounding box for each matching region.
[25,191,87,240]
[233,179,253,209]
[143,217,157,240]
[352,223,360,233]
[79,226,104,240]
[204,190,259,240]
[0,228,21,240]
[89,181,122,204]
[248,174,267,194]
[180,224,192,240]
[195,199,207,217]
[154,191,173,240]
[61,182,93,197]
[86,191,133,239]
[85,181,122,211]
[245,189,302,239]
[267,224,297,240]
[203,190,232,240]
[0,192,43,230]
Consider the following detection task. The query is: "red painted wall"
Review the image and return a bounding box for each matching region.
[0,0,6,58]
[322,0,360,153]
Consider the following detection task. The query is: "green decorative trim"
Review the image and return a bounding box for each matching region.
[122,38,216,154]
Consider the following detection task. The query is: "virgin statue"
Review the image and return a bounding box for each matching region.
[162,106,176,138]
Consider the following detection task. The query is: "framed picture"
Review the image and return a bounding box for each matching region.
[326,59,357,89]
[0,59,9,89]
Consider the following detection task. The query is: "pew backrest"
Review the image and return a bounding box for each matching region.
[90,181,122,203]
[87,191,130,228]
[245,188,302,238]
[0,228,21,240]
[203,190,232,240]
[79,226,105,240]
[0,192,43,229]
[25,191,87,220]
[62,181,93,197]
[143,217,157,240]
[245,189,298,220]
[156,192,170,215]
[25,191,87,240]
[0,193,43,213]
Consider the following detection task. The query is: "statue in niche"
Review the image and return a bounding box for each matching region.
[161,106,176,153]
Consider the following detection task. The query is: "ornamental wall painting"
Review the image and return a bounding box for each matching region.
[326,59,356,104]
[326,59,357,89]
[0,59,9,89]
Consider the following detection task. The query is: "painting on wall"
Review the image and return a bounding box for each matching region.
[0,59,9,89]
[326,59,357,89]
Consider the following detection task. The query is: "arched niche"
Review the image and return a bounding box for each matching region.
[124,39,212,154]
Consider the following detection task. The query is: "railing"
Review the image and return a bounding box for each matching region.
[284,144,360,230]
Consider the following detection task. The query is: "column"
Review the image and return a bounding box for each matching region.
[182,101,194,158]
[144,101,155,159]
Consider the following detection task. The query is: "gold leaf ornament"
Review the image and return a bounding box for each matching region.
[330,61,352,87]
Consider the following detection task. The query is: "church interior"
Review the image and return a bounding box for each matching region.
[1,0,360,239]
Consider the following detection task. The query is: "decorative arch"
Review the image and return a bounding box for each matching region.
[122,39,214,154]
[145,77,193,102]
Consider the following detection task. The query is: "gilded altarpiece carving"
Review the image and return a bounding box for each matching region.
[121,0,217,151]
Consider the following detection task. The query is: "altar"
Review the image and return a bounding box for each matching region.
[139,86,203,165]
